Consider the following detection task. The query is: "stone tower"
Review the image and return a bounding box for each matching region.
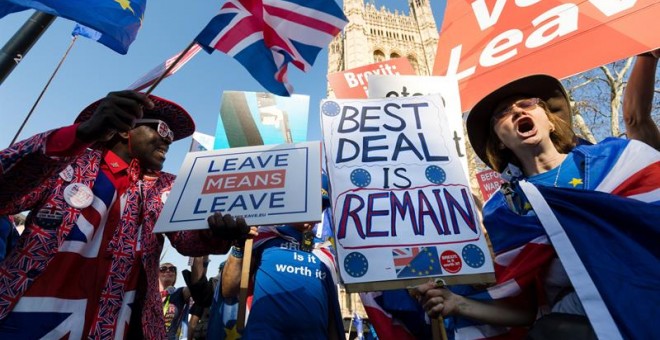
[328,0,439,77]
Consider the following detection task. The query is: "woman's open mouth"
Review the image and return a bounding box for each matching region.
[515,117,537,138]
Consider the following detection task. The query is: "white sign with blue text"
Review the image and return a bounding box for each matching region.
[154,142,322,233]
[321,95,493,287]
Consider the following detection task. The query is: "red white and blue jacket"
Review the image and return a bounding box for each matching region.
[0,126,231,339]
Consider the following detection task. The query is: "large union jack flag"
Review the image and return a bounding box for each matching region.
[195,0,347,95]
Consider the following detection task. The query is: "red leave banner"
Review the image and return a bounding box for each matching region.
[433,0,660,112]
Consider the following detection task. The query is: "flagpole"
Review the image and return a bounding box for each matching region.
[347,312,353,339]
[144,40,198,95]
[9,36,78,146]
[236,238,253,331]
[0,11,56,85]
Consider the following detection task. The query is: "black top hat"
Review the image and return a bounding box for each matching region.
[466,74,571,170]
[75,94,195,141]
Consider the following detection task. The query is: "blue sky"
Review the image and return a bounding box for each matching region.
[0,0,445,283]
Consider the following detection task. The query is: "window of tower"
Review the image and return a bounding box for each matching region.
[374,50,385,63]
[391,52,401,59]
[408,55,419,75]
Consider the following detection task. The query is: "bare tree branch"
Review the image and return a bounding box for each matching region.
[573,112,597,144]
[564,56,657,141]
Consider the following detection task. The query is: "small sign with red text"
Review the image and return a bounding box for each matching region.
[154,142,322,232]
[328,58,415,99]
[476,169,506,201]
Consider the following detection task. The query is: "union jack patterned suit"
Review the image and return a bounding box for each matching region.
[0,128,231,339]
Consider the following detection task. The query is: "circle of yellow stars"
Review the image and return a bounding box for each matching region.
[407,248,436,276]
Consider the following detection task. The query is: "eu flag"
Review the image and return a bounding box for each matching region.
[0,0,146,54]
[392,246,442,278]
[522,183,660,339]
[0,2,25,17]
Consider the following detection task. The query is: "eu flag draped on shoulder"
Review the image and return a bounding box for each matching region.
[194,0,348,96]
[0,0,146,54]
[522,185,660,339]
[453,139,660,339]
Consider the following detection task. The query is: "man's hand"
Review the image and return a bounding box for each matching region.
[76,91,154,143]
[206,213,257,244]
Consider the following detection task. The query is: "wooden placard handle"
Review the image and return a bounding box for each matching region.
[236,238,253,331]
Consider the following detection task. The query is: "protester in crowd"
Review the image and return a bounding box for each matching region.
[159,262,191,340]
[182,258,235,339]
[180,255,214,340]
[0,91,256,338]
[205,261,240,340]
[187,302,207,340]
[415,50,660,338]
[221,178,344,339]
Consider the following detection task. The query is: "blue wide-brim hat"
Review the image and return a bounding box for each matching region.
[75,94,195,141]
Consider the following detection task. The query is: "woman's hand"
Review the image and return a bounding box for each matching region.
[413,281,466,318]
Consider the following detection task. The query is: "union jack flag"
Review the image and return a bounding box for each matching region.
[360,290,432,340]
[195,0,347,95]
[0,163,141,338]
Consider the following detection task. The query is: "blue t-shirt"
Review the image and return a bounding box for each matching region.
[527,152,585,189]
[244,226,333,339]
[163,287,188,340]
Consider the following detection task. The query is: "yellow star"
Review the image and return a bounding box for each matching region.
[568,178,583,187]
[114,0,135,15]
[225,325,241,340]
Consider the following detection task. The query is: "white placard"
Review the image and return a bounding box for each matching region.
[155,142,322,233]
[321,95,493,285]
[367,75,468,176]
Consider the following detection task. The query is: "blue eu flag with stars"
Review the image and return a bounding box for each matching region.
[0,0,146,54]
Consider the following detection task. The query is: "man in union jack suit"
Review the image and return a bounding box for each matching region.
[0,91,255,339]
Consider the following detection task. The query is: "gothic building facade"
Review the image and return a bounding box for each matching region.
[328,0,438,78]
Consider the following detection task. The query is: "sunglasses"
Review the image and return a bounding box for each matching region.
[493,97,541,121]
[159,265,177,273]
[135,119,174,142]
